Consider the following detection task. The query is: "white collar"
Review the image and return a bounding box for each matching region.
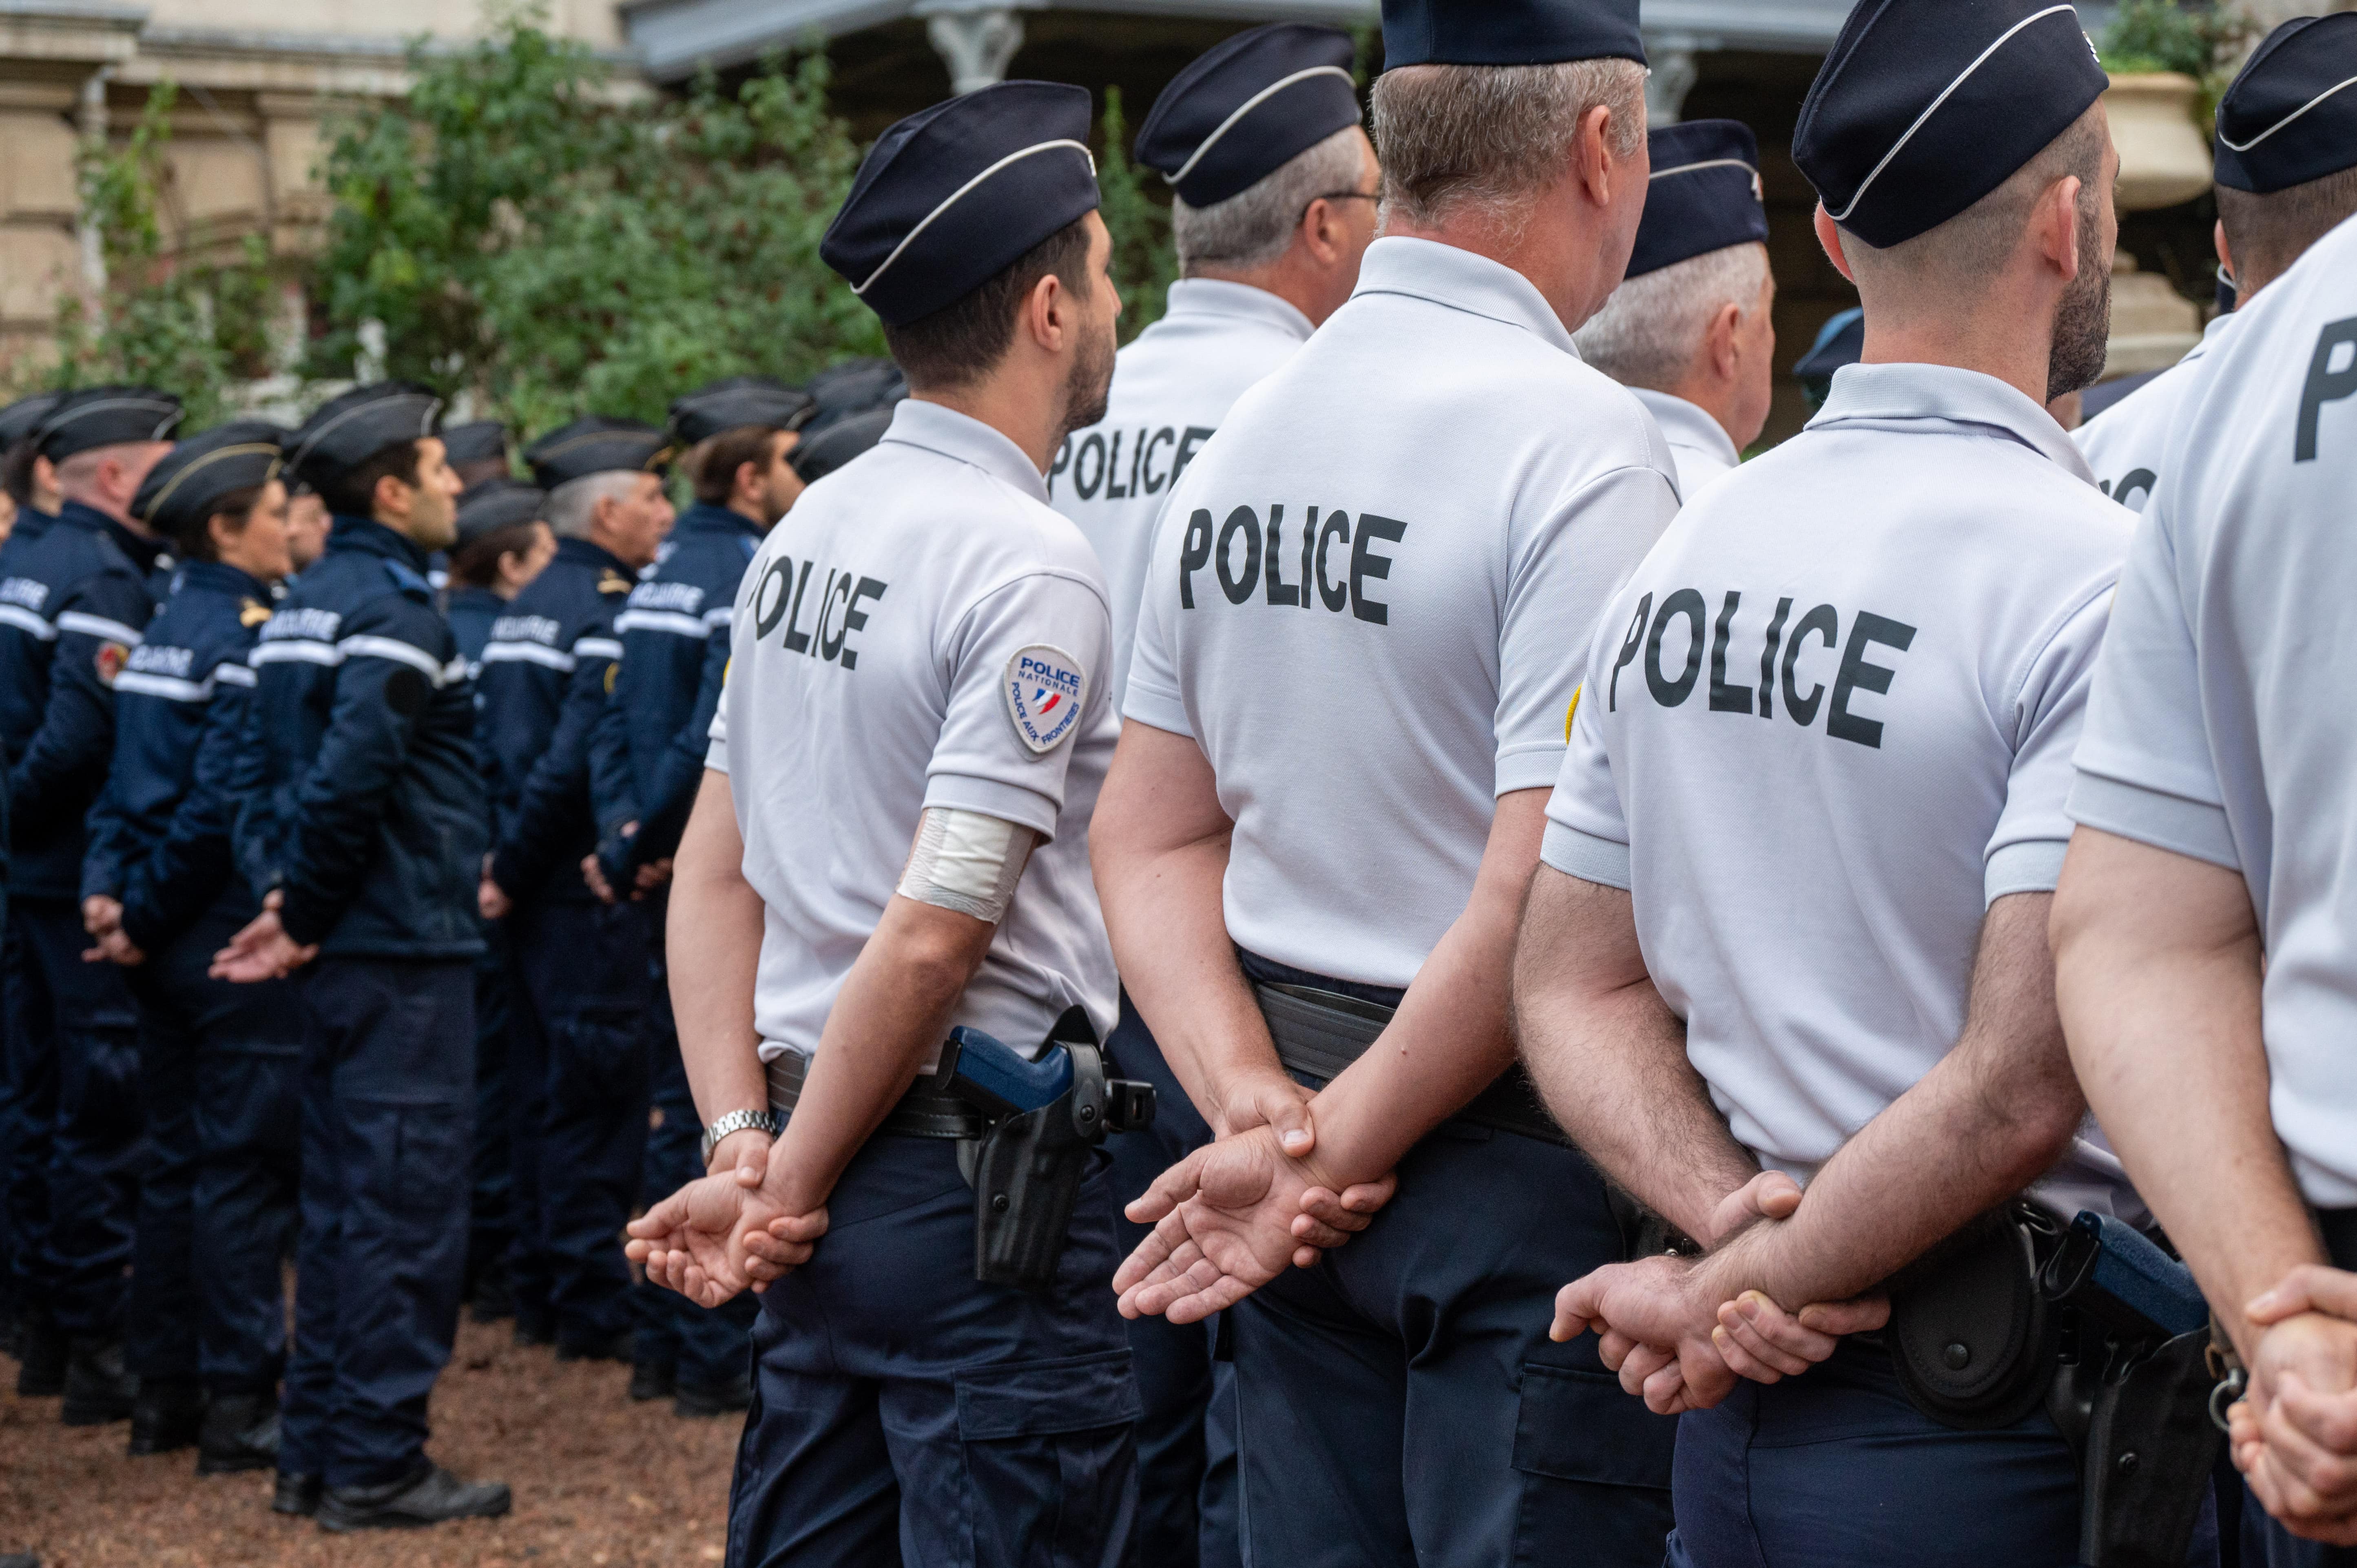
[1808,362,2094,483]
[1631,388,1740,470]
[880,398,1049,503]
[1347,236,1580,358]
[1159,278,1315,343]
[2181,308,2239,365]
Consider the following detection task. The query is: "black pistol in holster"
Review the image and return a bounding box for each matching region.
[939,1006,1155,1293]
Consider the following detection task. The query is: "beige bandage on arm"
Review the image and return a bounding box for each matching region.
[896,807,1038,924]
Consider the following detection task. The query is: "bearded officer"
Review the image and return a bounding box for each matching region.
[0,387,180,1424]
[2050,17,2357,1563]
[1574,119,1777,497]
[477,418,673,1365]
[213,382,507,1530]
[2076,15,2357,513]
[1099,2,1689,1560]
[628,80,1145,1565]
[592,376,809,1419]
[1516,6,2187,1564]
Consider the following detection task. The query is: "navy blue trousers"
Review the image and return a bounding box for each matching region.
[1106,993,1240,1568]
[466,916,513,1300]
[4,897,140,1338]
[279,957,472,1490]
[123,905,303,1392]
[1222,951,1677,1568]
[507,897,649,1349]
[727,1132,1139,1568]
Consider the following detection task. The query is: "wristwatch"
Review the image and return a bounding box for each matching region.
[700,1107,781,1164]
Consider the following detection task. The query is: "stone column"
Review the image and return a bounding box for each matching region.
[925,7,1025,96]
[1644,33,1702,126]
[74,65,107,294]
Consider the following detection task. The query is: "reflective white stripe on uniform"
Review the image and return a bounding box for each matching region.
[114,670,215,702]
[615,608,707,639]
[56,610,142,645]
[704,606,733,628]
[212,661,257,688]
[482,641,575,672]
[573,636,624,662]
[251,639,340,669]
[0,604,57,641]
[252,633,463,687]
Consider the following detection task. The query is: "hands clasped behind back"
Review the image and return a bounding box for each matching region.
[626,1132,829,1309]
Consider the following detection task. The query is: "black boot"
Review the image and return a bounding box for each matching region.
[13,1312,65,1398]
[316,1463,512,1532]
[127,1377,205,1455]
[512,1303,555,1348]
[272,1471,323,1517]
[60,1338,137,1426]
[673,1368,753,1420]
[628,1357,676,1403]
[0,1552,39,1568]
[466,1260,515,1324]
[197,1391,282,1475]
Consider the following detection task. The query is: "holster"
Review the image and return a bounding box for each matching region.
[965,1040,1111,1293]
[2063,1329,2221,1568]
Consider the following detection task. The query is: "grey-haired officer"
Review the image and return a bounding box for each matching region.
[480,418,673,1362]
[215,382,508,1530]
[0,386,181,1424]
[1574,118,1777,497]
[1098,2,1685,1561]
[2076,17,2357,513]
[2051,16,2357,1565]
[628,80,1142,1565]
[1516,4,2186,1564]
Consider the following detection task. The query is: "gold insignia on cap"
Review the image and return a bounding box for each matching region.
[239,598,272,628]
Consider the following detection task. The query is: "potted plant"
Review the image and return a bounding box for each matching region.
[2098,0,2245,210]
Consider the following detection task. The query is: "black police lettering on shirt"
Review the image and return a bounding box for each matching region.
[749,553,887,670]
[2298,317,2357,462]
[1607,588,1917,749]
[2098,469,2157,509]
[1175,504,1407,625]
[1048,426,1215,502]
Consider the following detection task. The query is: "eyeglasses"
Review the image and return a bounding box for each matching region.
[1301,190,1381,222]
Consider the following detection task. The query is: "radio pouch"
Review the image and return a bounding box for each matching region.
[1887,1208,2058,1430]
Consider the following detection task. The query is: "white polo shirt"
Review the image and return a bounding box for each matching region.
[1547,363,2140,1219]
[1631,388,1740,498]
[2073,312,2240,511]
[710,398,1119,1065]
[1126,235,1678,988]
[1049,279,1315,707]
[2069,213,2357,1207]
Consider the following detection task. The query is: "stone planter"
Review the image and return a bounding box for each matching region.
[2105,71,2214,210]
[2104,254,2203,380]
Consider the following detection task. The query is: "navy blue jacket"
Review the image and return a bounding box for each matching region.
[589,503,757,880]
[82,561,273,953]
[444,584,502,677]
[0,500,170,899]
[479,535,631,904]
[239,516,485,958]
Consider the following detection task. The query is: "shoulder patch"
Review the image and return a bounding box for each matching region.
[383,559,433,600]
[94,640,130,687]
[1004,645,1087,757]
[239,597,272,628]
[598,571,632,596]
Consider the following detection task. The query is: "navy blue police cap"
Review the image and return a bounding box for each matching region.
[525,416,671,491]
[822,81,1100,328]
[1627,119,1771,279]
[1138,24,1361,208]
[37,385,184,463]
[1793,307,1864,383]
[288,381,442,490]
[454,478,548,547]
[131,420,285,542]
[2215,14,2357,194]
[801,357,907,439]
[790,405,896,485]
[0,392,62,448]
[668,376,816,447]
[1795,0,2109,250]
[1381,0,1644,68]
[439,420,509,469]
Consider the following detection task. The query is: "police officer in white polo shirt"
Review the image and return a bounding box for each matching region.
[1048,26,1376,1568]
[2052,19,2357,1564]
[623,82,1145,1565]
[1096,1,1685,1560]
[1574,119,1777,497]
[2077,18,2357,517]
[1514,4,2219,1564]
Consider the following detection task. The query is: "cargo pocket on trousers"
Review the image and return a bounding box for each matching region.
[952,1349,1140,1568]
[1510,1364,1679,1566]
[388,1105,469,1223]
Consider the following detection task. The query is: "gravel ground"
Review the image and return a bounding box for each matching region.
[0,1316,742,1567]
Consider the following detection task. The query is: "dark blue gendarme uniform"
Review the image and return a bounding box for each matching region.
[482,420,665,1360]
[238,385,501,1520]
[0,386,182,1419]
[84,422,304,1463]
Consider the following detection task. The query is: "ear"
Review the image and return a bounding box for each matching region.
[1021,270,1068,354]
[1813,204,1857,284]
[2213,218,2235,283]
[1707,300,1744,383]
[735,459,762,499]
[1573,104,1621,207]
[2039,174,2086,282]
[372,470,408,518]
[1302,197,1345,266]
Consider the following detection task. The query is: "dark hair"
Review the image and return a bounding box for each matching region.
[2217,166,2357,296]
[447,520,543,589]
[2,438,39,506]
[883,216,1095,391]
[166,484,264,564]
[317,438,423,519]
[693,426,785,506]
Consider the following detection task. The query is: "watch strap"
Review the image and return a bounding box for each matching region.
[700,1106,781,1163]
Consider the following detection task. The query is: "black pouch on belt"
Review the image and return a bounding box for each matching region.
[1885,1203,2063,1430]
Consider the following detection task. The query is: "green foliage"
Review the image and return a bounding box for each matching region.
[1095,86,1177,344]
[2099,0,2255,126]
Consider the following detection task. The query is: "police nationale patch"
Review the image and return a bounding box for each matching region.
[1005,645,1086,757]
[94,641,129,687]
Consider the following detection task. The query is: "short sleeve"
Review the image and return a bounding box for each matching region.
[1540,608,1636,891]
[1985,584,2115,902]
[1120,502,1192,737]
[2066,508,2237,869]
[927,568,1110,840]
[1497,465,1677,795]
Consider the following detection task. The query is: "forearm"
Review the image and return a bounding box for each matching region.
[668,770,769,1134]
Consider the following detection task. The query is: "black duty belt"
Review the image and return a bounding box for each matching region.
[765,1050,987,1141]
[1251,981,1571,1148]
[2319,1207,2357,1272]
